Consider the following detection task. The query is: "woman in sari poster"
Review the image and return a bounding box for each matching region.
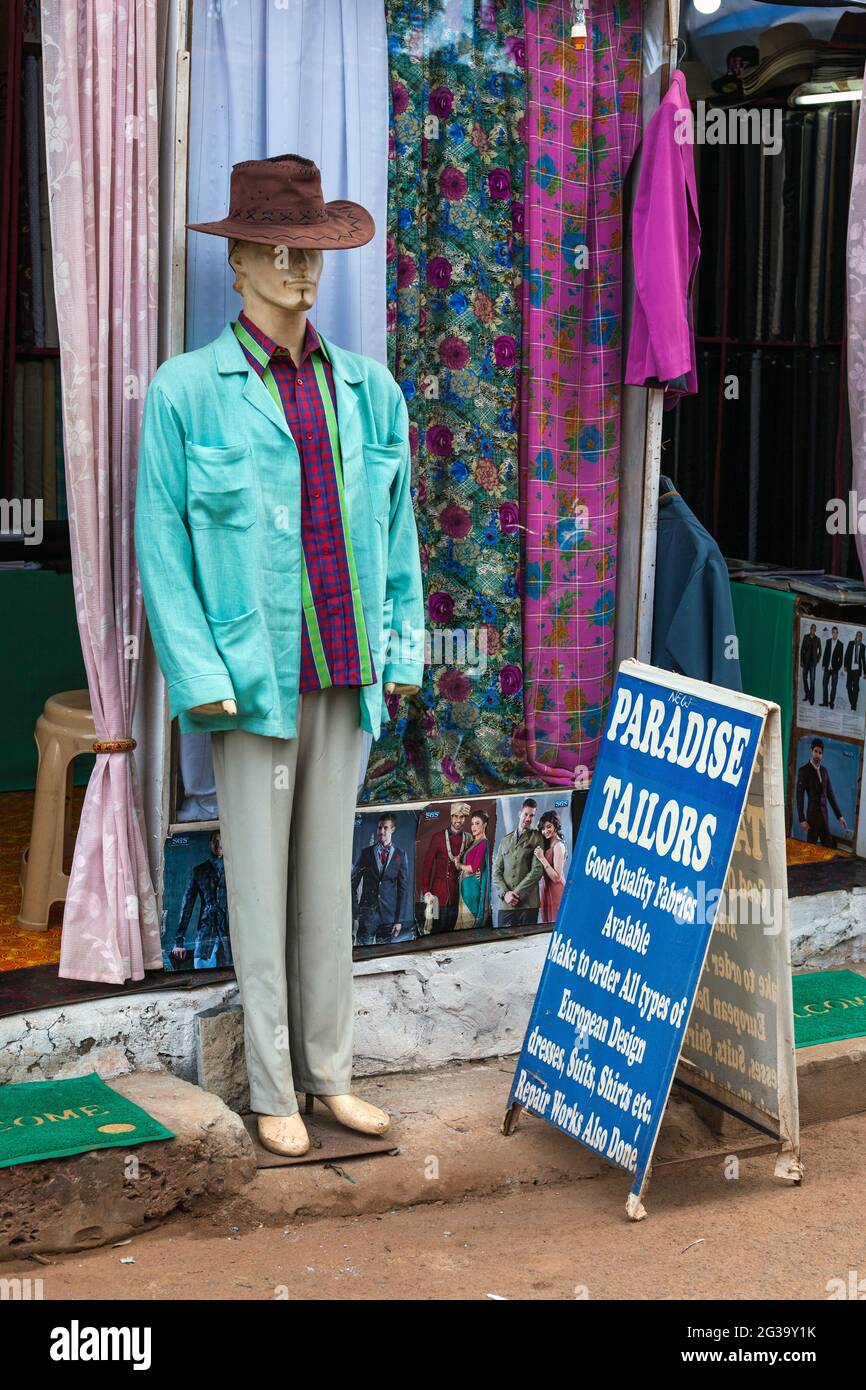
[455,810,492,931]
[535,809,567,924]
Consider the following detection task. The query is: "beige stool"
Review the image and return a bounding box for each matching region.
[17,690,96,932]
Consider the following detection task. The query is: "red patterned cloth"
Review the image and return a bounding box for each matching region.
[237,311,375,691]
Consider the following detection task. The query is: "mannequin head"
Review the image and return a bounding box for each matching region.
[228,239,324,317]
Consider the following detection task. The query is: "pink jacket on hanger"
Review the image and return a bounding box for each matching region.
[625,68,700,407]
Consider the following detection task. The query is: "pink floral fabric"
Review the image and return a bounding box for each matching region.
[520,0,642,785]
[43,0,162,982]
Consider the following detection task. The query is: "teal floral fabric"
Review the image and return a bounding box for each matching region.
[365,0,534,803]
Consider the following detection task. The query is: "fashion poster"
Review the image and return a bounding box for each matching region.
[351,809,418,947]
[791,733,859,852]
[491,792,573,930]
[415,798,499,937]
[797,616,866,740]
[161,831,232,972]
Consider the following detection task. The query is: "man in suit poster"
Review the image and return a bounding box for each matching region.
[168,831,232,970]
[844,630,866,712]
[493,796,545,928]
[796,737,848,848]
[821,626,844,710]
[418,800,472,934]
[800,622,821,705]
[352,812,413,947]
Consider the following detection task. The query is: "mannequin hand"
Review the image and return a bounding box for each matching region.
[385,682,420,697]
[189,698,237,717]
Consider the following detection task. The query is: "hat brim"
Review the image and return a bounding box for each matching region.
[186,200,375,250]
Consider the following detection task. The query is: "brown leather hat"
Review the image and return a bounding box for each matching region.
[186,153,375,249]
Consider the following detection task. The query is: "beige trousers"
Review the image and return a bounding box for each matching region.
[211,687,363,1116]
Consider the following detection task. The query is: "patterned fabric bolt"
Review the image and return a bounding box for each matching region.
[367,0,533,803]
[520,0,642,785]
[234,313,375,693]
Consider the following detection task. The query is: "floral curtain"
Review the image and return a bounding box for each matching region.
[43,0,161,982]
[367,0,535,802]
[519,0,642,786]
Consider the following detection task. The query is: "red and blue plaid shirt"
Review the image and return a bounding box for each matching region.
[235,311,375,693]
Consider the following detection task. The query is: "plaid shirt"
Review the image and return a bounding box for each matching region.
[235,312,374,692]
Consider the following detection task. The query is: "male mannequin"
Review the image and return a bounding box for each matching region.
[136,155,424,1156]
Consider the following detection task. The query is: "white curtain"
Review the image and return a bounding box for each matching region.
[185,0,389,359]
[180,0,388,815]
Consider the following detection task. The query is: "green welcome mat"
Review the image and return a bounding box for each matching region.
[0,1073,174,1169]
[792,970,866,1049]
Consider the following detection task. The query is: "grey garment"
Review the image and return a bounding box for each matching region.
[768,142,786,341]
[748,353,761,562]
[808,109,831,346]
[755,147,767,340]
[211,687,364,1116]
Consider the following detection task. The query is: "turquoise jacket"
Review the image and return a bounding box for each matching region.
[134,324,425,740]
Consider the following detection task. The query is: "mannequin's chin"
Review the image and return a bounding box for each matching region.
[280,290,315,311]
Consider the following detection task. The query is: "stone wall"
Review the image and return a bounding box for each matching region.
[1,890,864,1089]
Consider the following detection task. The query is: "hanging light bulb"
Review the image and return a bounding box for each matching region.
[693,0,721,14]
[570,0,587,51]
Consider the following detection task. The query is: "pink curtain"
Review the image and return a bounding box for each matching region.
[42,0,161,982]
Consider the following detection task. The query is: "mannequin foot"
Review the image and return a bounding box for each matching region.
[309,1093,390,1136]
[257,1112,310,1157]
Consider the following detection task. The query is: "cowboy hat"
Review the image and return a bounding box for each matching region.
[186,153,375,250]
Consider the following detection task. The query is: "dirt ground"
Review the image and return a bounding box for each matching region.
[13,1109,866,1301]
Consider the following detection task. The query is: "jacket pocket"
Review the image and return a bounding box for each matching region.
[187,443,256,531]
[362,443,402,523]
[205,608,275,719]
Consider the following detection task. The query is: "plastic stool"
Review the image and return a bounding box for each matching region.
[17,690,96,932]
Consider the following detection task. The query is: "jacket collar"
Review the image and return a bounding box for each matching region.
[213,322,364,384]
[212,322,364,438]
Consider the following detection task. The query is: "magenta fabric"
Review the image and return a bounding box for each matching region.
[519,0,642,786]
[848,85,866,587]
[235,312,376,691]
[42,0,162,983]
[625,68,700,405]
